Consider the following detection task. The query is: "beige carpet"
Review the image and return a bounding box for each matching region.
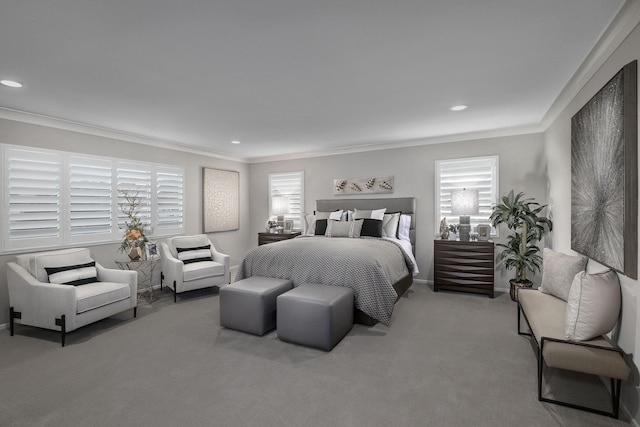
[0,283,630,426]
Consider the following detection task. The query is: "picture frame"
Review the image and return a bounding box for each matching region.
[147,242,157,257]
[283,219,294,233]
[571,60,637,279]
[476,224,491,241]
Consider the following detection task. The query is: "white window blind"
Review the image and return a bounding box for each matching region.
[68,157,112,238]
[269,171,304,230]
[117,163,152,231]
[435,156,499,235]
[155,166,184,234]
[6,149,61,248]
[1,144,186,253]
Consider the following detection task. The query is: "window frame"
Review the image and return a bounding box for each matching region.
[1,144,186,253]
[268,171,305,231]
[434,155,499,237]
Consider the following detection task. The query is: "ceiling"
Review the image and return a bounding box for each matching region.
[0,0,625,161]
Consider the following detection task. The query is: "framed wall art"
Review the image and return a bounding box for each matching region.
[333,176,394,195]
[203,168,239,232]
[571,60,637,279]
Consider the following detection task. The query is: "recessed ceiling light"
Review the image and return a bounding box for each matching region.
[1,80,23,88]
[231,140,241,144]
[450,105,468,111]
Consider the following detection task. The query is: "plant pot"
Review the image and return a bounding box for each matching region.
[509,279,532,302]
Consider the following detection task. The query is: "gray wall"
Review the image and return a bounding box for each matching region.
[0,118,253,325]
[544,22,640,422]
[248,133,547,288]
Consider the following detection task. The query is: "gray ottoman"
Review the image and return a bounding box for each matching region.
[220,276,292,336]
[277,284,354,351]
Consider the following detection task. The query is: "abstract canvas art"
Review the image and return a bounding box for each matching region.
[203,168,239,232]
[571,60,637,279]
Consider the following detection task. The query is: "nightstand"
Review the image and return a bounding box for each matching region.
[433,239,495,298]
[258,232,302,245]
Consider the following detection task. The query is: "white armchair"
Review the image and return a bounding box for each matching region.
[7,248,137,346]
[160,234,230,302]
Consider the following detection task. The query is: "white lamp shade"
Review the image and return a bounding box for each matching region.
[272,195,290,215]
[451,189,479,215]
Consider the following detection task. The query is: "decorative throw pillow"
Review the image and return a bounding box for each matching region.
[398,214,411,241]
[381,212,401,238]
[539,248,588,301]
[314,219,328,235]
[361,218,383,237]
[315,210,343,221]
[565,269,621,341]
[325,219,364,238]
[176,245,213,264]
[46,261,98,286]
[353,208,387,221]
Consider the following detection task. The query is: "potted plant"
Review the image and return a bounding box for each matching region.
[490,190,552,301]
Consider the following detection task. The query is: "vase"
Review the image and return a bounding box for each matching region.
[128,246,143,261]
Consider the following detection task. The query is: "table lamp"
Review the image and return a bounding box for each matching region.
[451,189,479,241]
[271,195,290,232]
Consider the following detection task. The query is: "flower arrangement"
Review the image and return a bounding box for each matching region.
[119,188,148,259]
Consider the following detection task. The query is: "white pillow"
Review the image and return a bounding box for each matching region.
[398,214,411,241]
[304,213,316,235]
[381,212,401,238]
[539,248,588,301]
[565,269,621,341]
[329,210,343,221]
[353,208,387,221]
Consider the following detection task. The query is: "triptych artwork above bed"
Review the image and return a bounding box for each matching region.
[333,176,394,195]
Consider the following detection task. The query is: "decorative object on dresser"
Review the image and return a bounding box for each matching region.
[203,168,240,232]
[571,60,637,279]
[258,231,301,245]
[7,248,138,346]
[333,176,394,195]
[475,224,491,241]
[439,217,449,239]
[159,234,230,302]
[433,240,495,298]
[490,190,552,301]
[450,188,479,241]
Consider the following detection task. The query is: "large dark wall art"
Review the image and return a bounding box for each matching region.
[571,60,637,279]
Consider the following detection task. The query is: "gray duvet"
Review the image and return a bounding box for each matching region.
[236,236,412,325]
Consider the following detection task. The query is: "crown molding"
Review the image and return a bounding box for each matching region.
[247,123,544,163]
[541,0,640,129]
[0,107,247,163]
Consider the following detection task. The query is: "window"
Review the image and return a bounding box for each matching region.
[268,171,304,231]
[435,156,499,236]
[1,144,185,252]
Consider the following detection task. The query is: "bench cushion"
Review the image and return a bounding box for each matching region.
[519,289,630,381]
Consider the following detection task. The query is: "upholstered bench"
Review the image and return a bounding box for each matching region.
[219,276,292,336]
[277,283,353,351]
[518,268,631,418]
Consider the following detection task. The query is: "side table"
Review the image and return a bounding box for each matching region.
[115,257,159,304]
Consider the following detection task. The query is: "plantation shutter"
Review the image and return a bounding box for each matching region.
[269,171,304,230]
[6,148,61,248]
[68,156,113,238]
[435,156,498,235]
[117,162,152,231]
[155,166,185,234]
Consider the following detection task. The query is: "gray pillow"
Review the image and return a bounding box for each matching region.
[539,248,588,301]
[325,219,364,238]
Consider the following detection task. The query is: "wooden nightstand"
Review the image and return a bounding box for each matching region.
[258,232,302,245]
[433,239,495,298]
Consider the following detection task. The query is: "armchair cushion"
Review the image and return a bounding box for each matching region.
[183,261,226,282]
[176,245,213,264]
[45,261,98,286]
[29,248,94,283]
[76,281,132,314]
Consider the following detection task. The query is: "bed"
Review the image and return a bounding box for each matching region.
[236,197,417,326]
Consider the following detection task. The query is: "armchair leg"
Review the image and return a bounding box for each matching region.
[134,307,137,318]
[55,315,66,347]
[173,280,177,303]
[9,307,21,336]
[160,272,164,290]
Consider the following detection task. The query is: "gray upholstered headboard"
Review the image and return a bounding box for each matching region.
[315,197,416,254]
